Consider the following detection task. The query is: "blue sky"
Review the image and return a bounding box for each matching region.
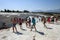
[0,0,60,11]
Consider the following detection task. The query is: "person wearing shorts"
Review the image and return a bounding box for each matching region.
[28,18,31,27]
[11,17,18,32]
[13,24,16,27]
[18,18,22,29]
[31,17,37,31]
[43,16,47,28]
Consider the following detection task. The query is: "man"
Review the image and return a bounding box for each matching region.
[31,17,37,31]
[43,16,47,28]
[11,17,18,32]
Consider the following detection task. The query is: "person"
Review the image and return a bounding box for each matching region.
[41,16,44,22]
[28,18,31,27]
[43,16,47,28]
[54,16,58,24]
[31,17,37,31]
[51,17,54,23]
[47,17,51,23]
[39,16,41,22]
[18,18,22,29]
[25,18,28,27]
[33,35,35,40]
[56,17,58,22]
[11,17,18,32]
[2,22,7,29]
[36,16,39,23]
[25,17,31,28]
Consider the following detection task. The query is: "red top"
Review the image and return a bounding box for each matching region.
[47,17,50,22]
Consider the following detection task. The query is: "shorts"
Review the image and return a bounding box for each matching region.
[44,22,46,24]
[19,23,22,25]
[33,23,36,26]
[51,20,54,22]
[13,24,16,27]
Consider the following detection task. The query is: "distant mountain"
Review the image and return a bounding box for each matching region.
[32,9,60,13]
[32,10,43,12]
[45,9,60,13]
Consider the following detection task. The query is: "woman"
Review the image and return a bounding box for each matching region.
[18,18,22,29]
[25,18,28,27]
[28,18,31,27]
[47,17,51,23]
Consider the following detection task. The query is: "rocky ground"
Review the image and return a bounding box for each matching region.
[0,21,60,40]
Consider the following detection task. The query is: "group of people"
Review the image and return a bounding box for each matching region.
[47,16,58,23]
[25,17,37,31]
[11,17,23,32]
[11,16,58,33]
[11,16,37,32]
[41,16,58,28]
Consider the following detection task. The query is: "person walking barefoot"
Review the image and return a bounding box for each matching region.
[18,18,22,29]
[43,16,47,28]
[28,18,31,28]
[31,17,37,31]
[11,17,18,32]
